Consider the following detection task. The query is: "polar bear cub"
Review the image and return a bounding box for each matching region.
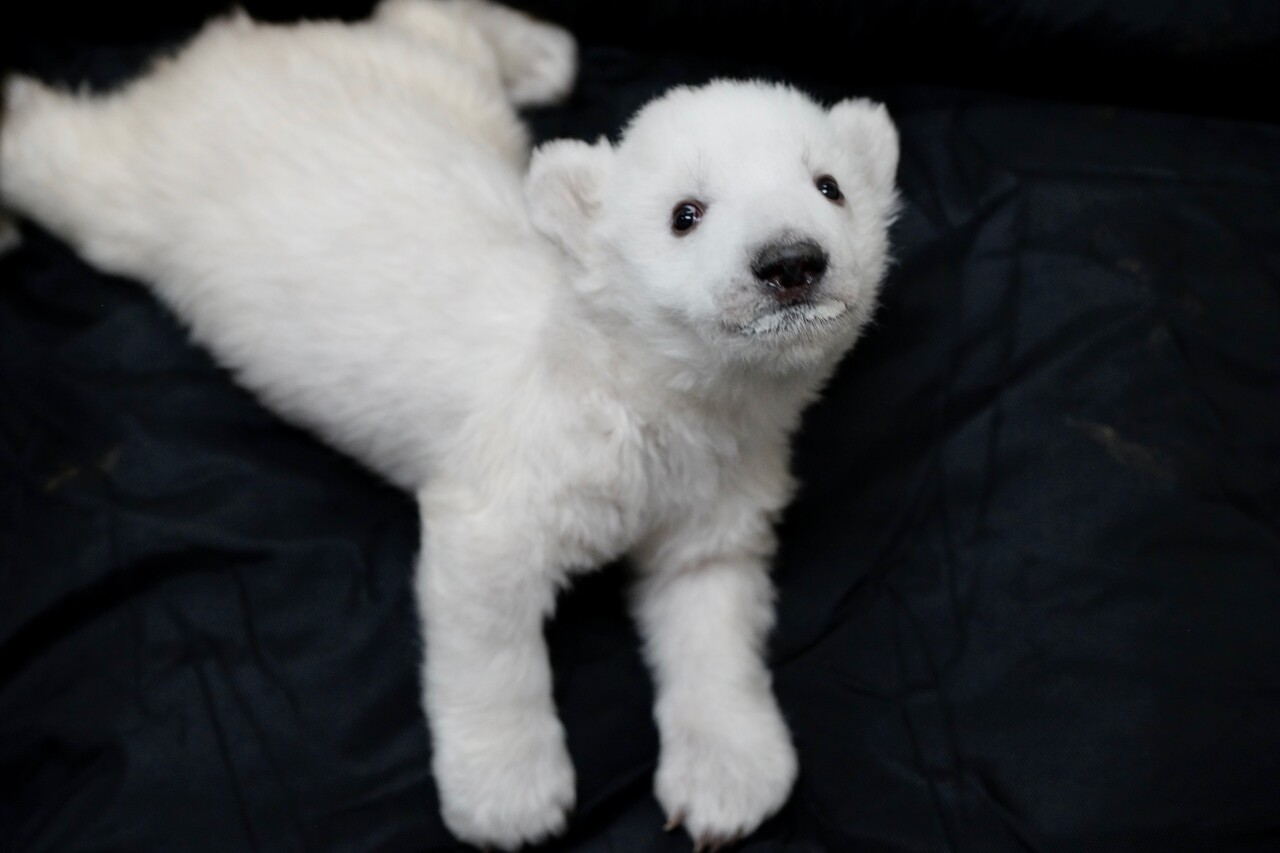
[0,0,899,849]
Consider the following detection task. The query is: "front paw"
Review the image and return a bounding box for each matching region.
[434,714,576,851]
[656,699,798,849]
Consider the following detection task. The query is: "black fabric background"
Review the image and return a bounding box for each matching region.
[2,2,1279,851]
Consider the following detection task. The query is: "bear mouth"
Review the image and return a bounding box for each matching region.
[731,299,850,338]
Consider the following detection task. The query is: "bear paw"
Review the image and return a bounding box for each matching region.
[435,715,576,851]
[656,706,798,850]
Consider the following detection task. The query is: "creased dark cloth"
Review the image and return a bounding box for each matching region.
[3,2,1279,851]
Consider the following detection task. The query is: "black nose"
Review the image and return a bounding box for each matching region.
[751,239,829,303]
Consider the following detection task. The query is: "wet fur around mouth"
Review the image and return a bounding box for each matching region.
[729,299,851,337]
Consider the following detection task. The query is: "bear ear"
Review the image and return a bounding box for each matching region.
[526,137,614,262]
[827,98,899,211]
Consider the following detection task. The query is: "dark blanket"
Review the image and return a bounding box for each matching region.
[3,2,1279,851]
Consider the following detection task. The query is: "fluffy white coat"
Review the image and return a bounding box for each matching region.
[0,1,900,848]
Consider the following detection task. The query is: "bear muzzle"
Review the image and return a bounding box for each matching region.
[750,239,829,305]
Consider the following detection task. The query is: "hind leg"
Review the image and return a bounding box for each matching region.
[460,0,577,108]
[377,0,577,108]
[0,74,162,277]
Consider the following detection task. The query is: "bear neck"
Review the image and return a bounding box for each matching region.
[547,270,842,432]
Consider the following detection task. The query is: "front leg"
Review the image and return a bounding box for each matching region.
[631,507,798,848]
[416,491,575,850]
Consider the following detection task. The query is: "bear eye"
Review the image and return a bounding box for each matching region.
[816,175,842,202]
[671,201,704,235]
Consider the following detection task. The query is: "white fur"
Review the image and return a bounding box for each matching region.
[0,2,899,848]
